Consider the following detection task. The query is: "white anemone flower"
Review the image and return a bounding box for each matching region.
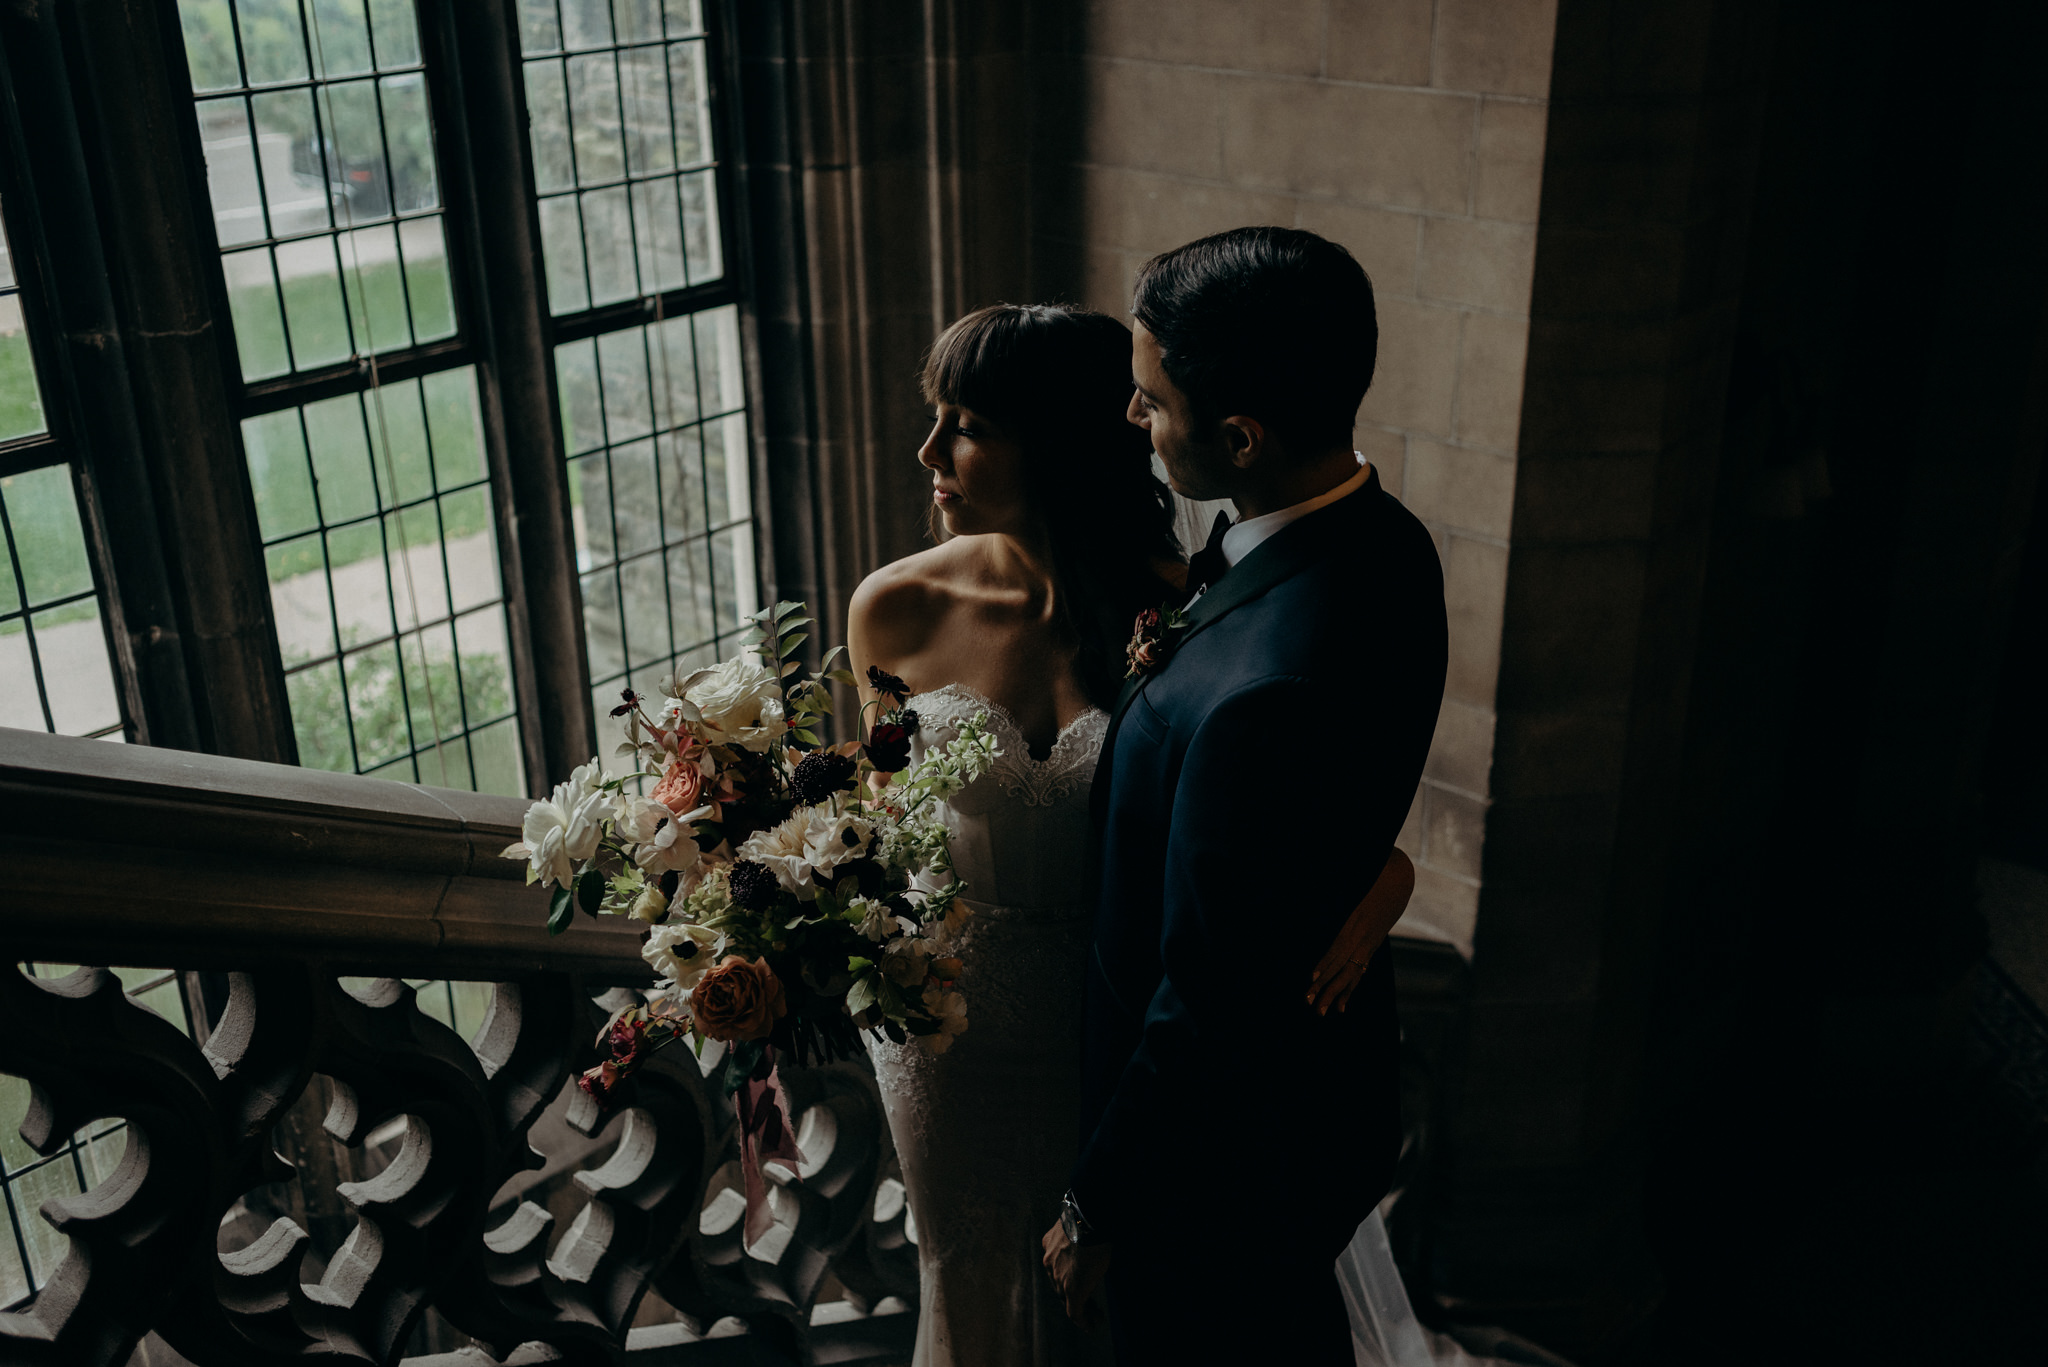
[804,810,875,876]
[613,791,711,878]
[643,920,721,994]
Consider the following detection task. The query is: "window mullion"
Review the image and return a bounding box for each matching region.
[434,0,593,792]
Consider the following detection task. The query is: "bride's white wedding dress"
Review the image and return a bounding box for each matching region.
[867,683,1113,1367]
[866,683,1515,1367]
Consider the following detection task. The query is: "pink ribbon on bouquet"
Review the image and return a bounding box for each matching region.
[736,1047,806,1250]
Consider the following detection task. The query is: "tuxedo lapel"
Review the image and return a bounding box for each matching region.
[1098,469,1384,761]
[1174,467,1382,653]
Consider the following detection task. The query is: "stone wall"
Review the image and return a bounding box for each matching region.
[1036,0,1560,956]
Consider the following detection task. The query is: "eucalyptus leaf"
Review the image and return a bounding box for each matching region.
[575,867,605,915]
[548,885,574,935]
[825,669,858,686]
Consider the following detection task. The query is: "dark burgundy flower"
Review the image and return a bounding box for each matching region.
[609,688,639,717]
[865,720,913,773]
[727,859,781,911]
[1125,607,1179,679]
[791,750,858,805]
[867,665,910,703]
[577,1060,622,1099]
[608,1013,648,1062]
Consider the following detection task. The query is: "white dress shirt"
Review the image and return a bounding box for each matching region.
[1218,453,1372,568]
[1184,454,1371,609]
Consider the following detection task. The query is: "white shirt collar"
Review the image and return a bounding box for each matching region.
[1218,453,1371,567]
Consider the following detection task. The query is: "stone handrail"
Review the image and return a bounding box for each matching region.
[0,729,917,1365]
[1,726,644,980]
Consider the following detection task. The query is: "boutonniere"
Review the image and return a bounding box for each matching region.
[1124,606,1189,679]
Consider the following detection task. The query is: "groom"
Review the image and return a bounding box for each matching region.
[1042,227,1448,1361]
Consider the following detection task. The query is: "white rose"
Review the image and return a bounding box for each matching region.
[502,758,608,888]
[679,657,788,753]
[644,920,720,993]
[880,936,930,987]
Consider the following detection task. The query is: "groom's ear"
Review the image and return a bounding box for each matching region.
[1219,414,1269,469]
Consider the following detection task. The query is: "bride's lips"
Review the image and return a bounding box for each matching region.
[933,487,961,505]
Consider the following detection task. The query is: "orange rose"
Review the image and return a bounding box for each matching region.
[690,956,787,1042]
[651,754,704,817]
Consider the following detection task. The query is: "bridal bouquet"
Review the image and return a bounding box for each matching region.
[502,602,999,1112]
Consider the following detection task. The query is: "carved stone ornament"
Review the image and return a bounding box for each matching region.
[0,729,919,1365]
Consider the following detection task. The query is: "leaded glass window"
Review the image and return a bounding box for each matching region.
[178,0,455,380]
[246,370,521,787]
[173,0,525,793]
[518,0,758,749]
[0,201,125,741]
[518,0,723,313]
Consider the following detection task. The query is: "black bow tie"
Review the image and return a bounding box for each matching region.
[1185,511,1232,598]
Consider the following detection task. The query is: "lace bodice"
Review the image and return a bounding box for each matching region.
[910,682,1108,808]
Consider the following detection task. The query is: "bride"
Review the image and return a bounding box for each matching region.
[848,304,1413,1367]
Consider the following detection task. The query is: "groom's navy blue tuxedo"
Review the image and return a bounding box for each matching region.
[1075,468,1446,1360]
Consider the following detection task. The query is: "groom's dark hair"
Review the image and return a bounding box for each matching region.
[1132,226,1376,456]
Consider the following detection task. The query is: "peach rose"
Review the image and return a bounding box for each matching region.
[651,754,704,817]
[690,956,788,1042]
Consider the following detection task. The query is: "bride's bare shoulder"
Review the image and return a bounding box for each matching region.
[848,540,978,661]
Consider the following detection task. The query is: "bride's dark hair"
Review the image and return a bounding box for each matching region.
[921,303,1180,709]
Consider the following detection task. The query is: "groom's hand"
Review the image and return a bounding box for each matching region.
[1040,1218,1110,1327]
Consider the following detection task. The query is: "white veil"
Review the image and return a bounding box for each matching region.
[1338,1211,1570,1367]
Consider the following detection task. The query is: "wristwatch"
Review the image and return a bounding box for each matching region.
[1060,1189,1106,1247]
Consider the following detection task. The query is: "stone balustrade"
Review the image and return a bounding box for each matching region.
[0,728,918,1365]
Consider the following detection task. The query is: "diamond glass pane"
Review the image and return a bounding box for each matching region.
[557,304,755,764]
[250,366,525,794]
[176,0,456,380]
[518,0,720,315]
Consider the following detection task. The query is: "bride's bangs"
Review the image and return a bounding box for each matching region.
[919,305,1031,422]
